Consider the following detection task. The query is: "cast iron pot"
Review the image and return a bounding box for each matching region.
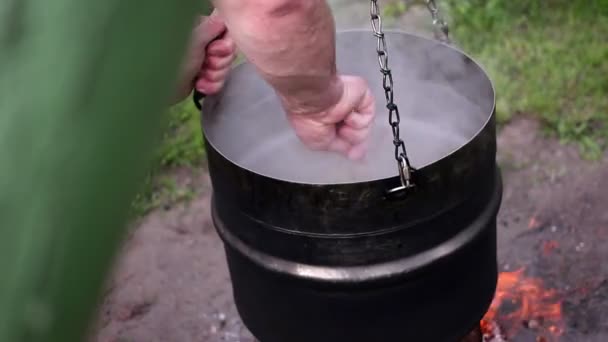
[200,30,501,342]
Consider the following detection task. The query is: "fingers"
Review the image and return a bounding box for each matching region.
[344,109,374,129]
[199,66,231,82]
[195,78,225,95]
[347,142,369,161]
[207,36,236,57]
[327,137,351,155]
[288,114,368,161]
[334,76,375,152]
[194,61,233,94]
[329,135,368,161]
[286,75,376,161]
[337,123,371,145]
[344,85,375,127]
[288,115,336,151]
[195,64,229,94]
[205,54,236,70]
[196,82,224,95]
[198,11,227,43]
[326,76,371,114]
[204,36,237,70]
[195,35,237,95]
[339,98,375,145]
[327,136,367,161]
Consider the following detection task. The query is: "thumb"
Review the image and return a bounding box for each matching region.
[198,10,227,44]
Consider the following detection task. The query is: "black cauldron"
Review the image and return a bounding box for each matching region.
[200,30,501,342]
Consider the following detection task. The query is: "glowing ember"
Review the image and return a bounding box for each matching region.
[481,320,507,342]
[542,240,560,257]
[481,268,564,341]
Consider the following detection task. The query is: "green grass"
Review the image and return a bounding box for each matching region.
[383,1,408,18]
[447,1,608,159]
[131,98,205,216]
[155,99,206,168]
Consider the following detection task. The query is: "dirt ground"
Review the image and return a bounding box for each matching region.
[91,117,608,342]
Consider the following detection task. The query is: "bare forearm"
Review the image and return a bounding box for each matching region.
[214,0,342,114]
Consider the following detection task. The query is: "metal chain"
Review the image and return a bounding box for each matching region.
[425,0,451,44]
[370,0,415,191]
[370,0,452,193]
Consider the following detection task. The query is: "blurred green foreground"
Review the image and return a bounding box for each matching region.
[1,1,607,341]
[0,1,208,341]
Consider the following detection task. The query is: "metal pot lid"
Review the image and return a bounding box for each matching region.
[201,30,495,185]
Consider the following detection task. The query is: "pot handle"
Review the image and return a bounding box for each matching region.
[385,166,417,200]
[193,89,206,111]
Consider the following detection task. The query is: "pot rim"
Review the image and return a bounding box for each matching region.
[211,170,502,284]
[202,29,497,187]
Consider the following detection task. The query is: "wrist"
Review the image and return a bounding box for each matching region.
[277,74,343,116]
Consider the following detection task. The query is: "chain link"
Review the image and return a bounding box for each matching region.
[370,0,415,191]
[425,0,451,44]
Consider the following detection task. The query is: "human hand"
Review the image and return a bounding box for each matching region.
[176,11,237,101]
[286,75,376,161]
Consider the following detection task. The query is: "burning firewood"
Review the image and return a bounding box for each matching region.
[481,268,563,341]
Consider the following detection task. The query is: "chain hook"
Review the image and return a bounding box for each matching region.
[387,154,416,197]
[397,154,415,188]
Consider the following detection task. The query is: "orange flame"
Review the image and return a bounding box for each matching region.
[481,268,564,341]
